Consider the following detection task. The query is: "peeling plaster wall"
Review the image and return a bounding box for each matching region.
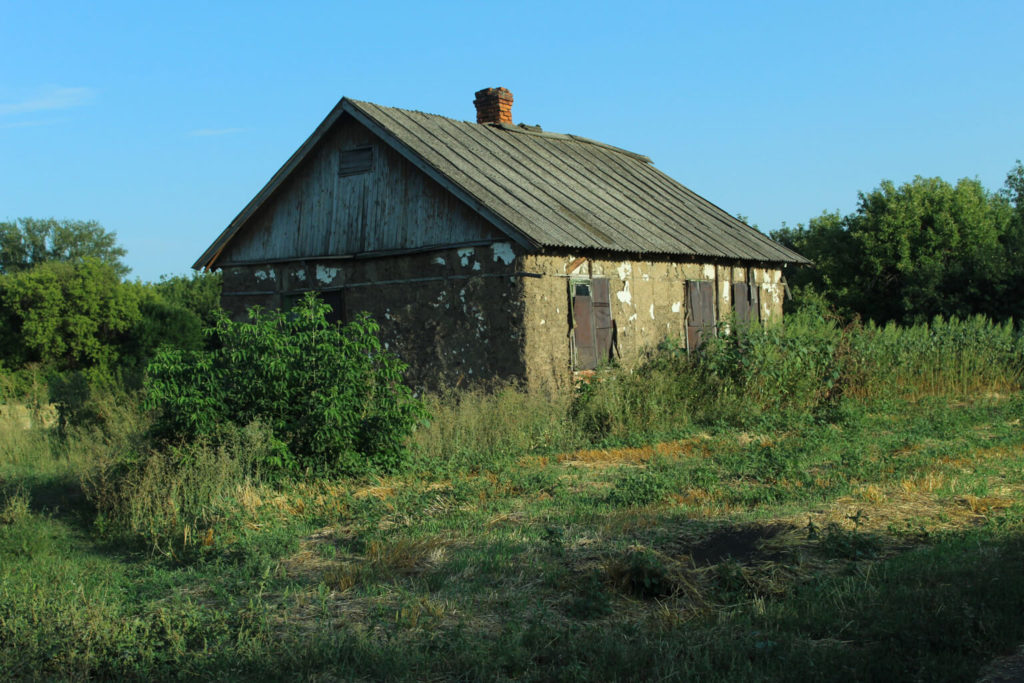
[519,252,784,392]
[220,245,784,392]
[220,242,526,390]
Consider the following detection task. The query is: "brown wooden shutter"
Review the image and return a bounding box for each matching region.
[686,280,716,350]
[572,282,598,370]
[732,282,751,324]
[591,278,614,364]
[732,282,761,326]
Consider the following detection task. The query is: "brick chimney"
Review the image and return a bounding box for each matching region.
[473,87,513,124]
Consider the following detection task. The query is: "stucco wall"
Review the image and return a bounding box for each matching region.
[219,245,784,392]
[519,253,784,392]
[220,241,526,390]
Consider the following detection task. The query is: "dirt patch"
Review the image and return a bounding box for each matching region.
[686,523,794,566]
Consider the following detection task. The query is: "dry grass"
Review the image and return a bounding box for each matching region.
[556,438,707,467]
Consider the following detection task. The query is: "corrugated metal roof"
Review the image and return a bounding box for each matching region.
[195,97,807,269]
[346,99,807,264]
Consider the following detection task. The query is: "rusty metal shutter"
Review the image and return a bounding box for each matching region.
[686,280,715,351]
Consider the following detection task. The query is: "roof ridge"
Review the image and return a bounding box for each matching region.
[345,98,652,164]
[486,123,653,164]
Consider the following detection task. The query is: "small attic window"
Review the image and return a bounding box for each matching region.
[339,146,373,176]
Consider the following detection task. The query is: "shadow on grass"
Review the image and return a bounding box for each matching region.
[183,526,1024,682]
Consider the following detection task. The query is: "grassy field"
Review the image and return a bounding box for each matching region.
[3,390,1024,680]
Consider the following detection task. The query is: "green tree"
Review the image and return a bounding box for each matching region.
[1000,161,1024,279]
[0,217,129,277]
[773,170,1019,323]
[0,258,141,371]
[152,270,223,328]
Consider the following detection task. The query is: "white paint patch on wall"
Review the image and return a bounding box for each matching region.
[294,269,306,281]
[703,264,715,280]
[672,301,681,313]
[472,261,481,271]
[316,265,339,284]
[649,303,655,320]
[254,269,271,281]
[616,281,632,304]
[491,241,516,265]
[628,313,638,322]
[458,248,475,267]
[617,262,632,280]
[433,256,446,265]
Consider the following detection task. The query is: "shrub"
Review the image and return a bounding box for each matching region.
[146,294,426,476]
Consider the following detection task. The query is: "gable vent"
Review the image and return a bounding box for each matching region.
[339,146,373,176]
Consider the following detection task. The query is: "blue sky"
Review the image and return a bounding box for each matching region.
[2,1,1022,282]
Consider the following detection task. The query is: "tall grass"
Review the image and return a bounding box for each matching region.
[413,385,587,471]
[7,311,1020,555]
[849,315,1023,398]
[414,311,1024,462]
[83,422,274,556]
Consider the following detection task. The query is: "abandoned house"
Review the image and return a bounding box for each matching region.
[194,87,808,391]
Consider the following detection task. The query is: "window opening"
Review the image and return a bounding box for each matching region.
[322,290,346,325]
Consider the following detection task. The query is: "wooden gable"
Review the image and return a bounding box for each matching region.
[217,113,504,265]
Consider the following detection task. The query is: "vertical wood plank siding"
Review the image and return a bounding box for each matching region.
[219,114,501,264]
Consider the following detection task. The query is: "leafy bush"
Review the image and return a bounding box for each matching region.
[146,294,426,476]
